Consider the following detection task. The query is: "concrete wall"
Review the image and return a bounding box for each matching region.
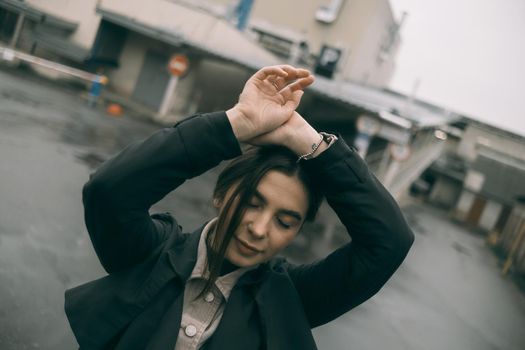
[106,30,250,122]
[189,59,250,113]
[27,0,101,48]
[499,204,525,273]
[107,32,148,96]
[454,191,504,232]
[100,0,278,67]
[479,200,502,231]
[429,177,462,208]
[457,124,525,162]
[456,190,475,220]
[384,135,445,198]
[213,0,399,86]
[337,0,400,86]
[501,206,525,249]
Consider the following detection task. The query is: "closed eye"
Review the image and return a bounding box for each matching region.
[247,201,262,209]
[276,218,292,229]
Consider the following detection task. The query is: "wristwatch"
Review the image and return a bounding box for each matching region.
[297,132,338,161]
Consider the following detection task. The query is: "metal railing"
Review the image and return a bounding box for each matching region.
[0,45,104,83]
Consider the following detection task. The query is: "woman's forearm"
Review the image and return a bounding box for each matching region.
[83,112,242,272]
[288,137,414,327]
[307,137,414,263]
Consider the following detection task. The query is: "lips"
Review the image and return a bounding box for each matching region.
[235,236,263,254]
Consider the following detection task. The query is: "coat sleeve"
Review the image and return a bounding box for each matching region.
[82,112,241,273]
[285,137,415,328]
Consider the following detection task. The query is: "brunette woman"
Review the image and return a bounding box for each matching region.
[65,65,414,349]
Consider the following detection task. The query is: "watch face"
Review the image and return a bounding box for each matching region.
[321,132,336,144]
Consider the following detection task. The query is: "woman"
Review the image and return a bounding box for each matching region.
[65,65,414,349]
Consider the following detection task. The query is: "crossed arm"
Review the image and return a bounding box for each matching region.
[83,65,325,272]
[82,66,413,328]
[286,138,414,328]
[227,66,413,327]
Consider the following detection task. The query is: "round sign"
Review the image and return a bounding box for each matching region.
[168,54,189,76]
[389,143,411,162]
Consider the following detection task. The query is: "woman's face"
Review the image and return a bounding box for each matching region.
[217,170,309,267]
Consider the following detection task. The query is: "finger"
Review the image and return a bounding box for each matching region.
[286,75,315,92]
[278,75,314,99]
[279,84,294,101]
[282,90,304,114]
[281,66,311,82]
[265,77,280,91]
[254,65,288,81]
[290,89,305,107]
[265,75,287,91]
[274,76,287,90]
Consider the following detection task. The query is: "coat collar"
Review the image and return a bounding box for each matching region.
[167,224,203,281]
[167,222,317,349]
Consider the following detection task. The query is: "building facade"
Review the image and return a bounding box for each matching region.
[452,121,525,232]
[212,0,404,87]
[1,0,458,202]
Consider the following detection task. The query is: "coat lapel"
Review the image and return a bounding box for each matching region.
[132,227,201,306]
[204,285,262,350]
[65,226,203,349]
[205,263,318,350]
[255,268,319,350]
[167,228,201,281]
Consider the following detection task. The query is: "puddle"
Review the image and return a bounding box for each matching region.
[1,89,43,108]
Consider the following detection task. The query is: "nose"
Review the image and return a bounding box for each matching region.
[248,213,271,239]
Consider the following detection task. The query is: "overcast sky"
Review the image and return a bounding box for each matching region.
[388,0,525,136]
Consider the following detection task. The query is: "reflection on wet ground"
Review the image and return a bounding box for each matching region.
[1,67,525,349]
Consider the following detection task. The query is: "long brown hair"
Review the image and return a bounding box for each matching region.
[202,145,323,294]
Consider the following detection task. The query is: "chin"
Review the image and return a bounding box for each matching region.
[226,254,259,267]
[225,249,264,267]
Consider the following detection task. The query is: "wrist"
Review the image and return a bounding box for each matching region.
[292,131,334,161]
[286,125,321,156]
[226,106,250,142]
[312,138,329,159]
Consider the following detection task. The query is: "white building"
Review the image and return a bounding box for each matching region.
[210,0,404,87]
[1,0,459,200]
[452,120,525,233]
[0,0,405,116]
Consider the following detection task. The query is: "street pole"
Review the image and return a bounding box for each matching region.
[158,75,179,117]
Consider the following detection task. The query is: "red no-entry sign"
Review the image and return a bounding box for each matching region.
[168,54,189,77]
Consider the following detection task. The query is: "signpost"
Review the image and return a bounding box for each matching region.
[167,54,189,77]
[314,45,342,79]
[159,54,189,117]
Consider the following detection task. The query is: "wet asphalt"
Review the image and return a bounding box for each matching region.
[1,67,525,350]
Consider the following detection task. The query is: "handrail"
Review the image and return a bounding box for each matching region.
[0,45,106,83]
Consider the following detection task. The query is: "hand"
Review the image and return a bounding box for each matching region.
[249,111,329,158]
[226,65,314,142]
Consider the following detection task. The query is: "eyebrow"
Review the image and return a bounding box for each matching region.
[253,191,303,221]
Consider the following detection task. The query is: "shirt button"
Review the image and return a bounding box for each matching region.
[204,292,215,303]
[184,324,197,337]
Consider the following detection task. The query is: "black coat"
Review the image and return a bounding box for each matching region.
[65,112,414,349]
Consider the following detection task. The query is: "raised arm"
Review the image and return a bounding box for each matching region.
[83,65,314,274]
[83,113,241,273]
[254,110,415,328]
[288,136,414,328]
